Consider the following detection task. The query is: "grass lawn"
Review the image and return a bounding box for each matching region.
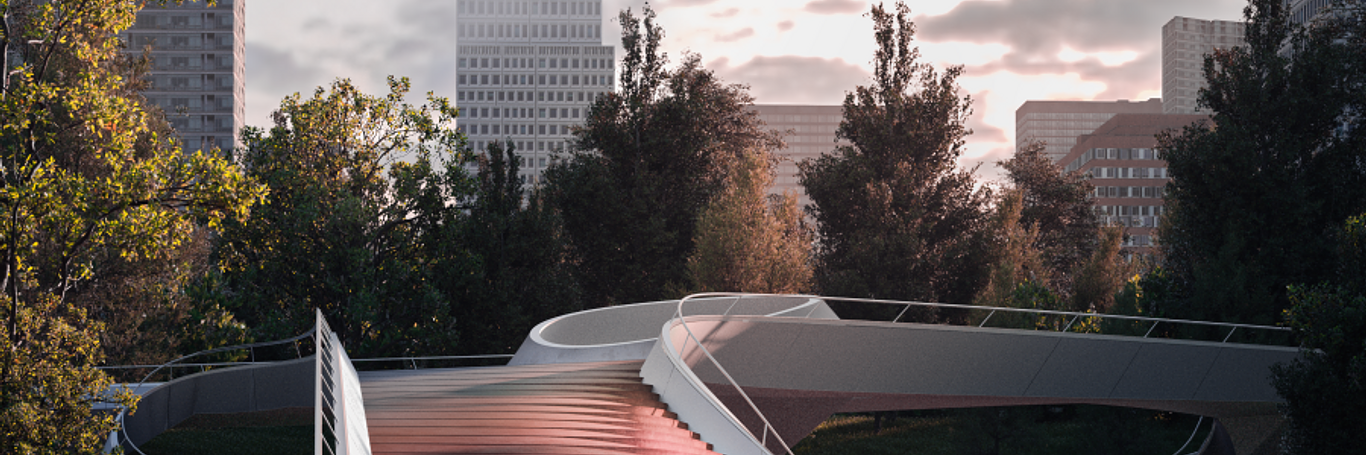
[136,408,313,455]
[793,405,1212,455]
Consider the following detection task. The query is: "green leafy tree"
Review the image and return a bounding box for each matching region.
[1272,213,1366,455]
[209,77,465,357]
[546,5,782,306]
[448,142,582,354]
[1267,211,1366,453]
[1273,284,1366,455]
[799,2,992,313]
[0,0,263,452]
[57,33,248,374]
[1155,0,1366,324]
[687,148,812,294]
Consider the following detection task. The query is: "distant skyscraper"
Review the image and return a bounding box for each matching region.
[1286,0,1346,26]
[122,0,245,152]
[751,104,846,209]
[1058,113,1208,249]
[1161,16,1246,114]
[1014,99,1162,163]
[455,0,616,184]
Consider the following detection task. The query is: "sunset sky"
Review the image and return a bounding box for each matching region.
[246,0,1248,178]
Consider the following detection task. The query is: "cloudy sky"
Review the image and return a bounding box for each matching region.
[246,0,1247,178]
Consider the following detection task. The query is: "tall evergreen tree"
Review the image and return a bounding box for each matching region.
[545,5,781,306]
[799,2,992,311]
[449,142,582,354]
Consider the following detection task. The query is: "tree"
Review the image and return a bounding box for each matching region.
[70,229,249,377]
[687,148,812,294]
[60,31,248,374]
[208,77,465,357]
[546,5,782,306]
[799,2,992,312]
[1155,0,1366,325]
[975,189,1125,330]
[979,141,1121,325]
[973,190,1047,309]
[0,0,263,452]
[447,141,582,354]
[1068,225,1128,313]
[997,140,1099,286]
[1268,212,1366,455]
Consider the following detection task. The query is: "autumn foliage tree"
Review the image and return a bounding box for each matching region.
[973,190,1048,309]
[997,141,1099,286]
[0,0,263,452]
[978,140,1127,316]
[687,148,812,294]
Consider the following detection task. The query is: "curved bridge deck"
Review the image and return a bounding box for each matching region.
[656,316,1298,454]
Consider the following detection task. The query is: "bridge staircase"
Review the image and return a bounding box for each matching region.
[359,360,719,455]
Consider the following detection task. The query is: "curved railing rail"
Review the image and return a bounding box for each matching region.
[112,325,318,454]
[816,295,1291,343]
[101,354,515,376]
[675,293,802,455]
[104,325,511,454]
[349,354,515,369]
[669,292,1292,455]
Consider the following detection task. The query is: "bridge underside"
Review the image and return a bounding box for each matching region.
[705,384,1284,455]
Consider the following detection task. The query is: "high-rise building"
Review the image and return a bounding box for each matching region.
[455,0,615,183]
[750,104,846,209]
[1058,113,1207,249]
[1015,99,1162,163]
[1161,17,1246,114]
[1286,0,1352,26]
[122,0,245,152]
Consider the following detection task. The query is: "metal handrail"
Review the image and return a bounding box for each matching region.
[101,354,514,372]
[316,309,340,455]
[821,295,1290,342]
[98,361,285,370]
[669,292,1293,455]
[350,354,514,370]
[676,293,800,455]
[115,325,318,455]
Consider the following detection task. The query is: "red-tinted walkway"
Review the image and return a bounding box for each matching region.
[358,360,718,455]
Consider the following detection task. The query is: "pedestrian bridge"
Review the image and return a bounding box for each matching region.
[514,295,1298,455]
[116,294,1299,455]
